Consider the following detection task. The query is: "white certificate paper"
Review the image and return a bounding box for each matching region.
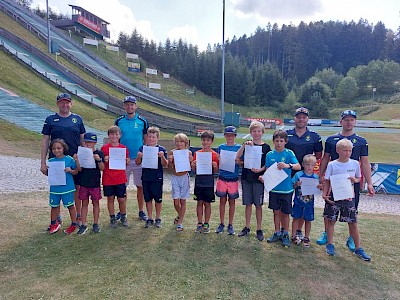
[219,149,237,173]
[244,145,262,169]
[262,162,288,192]
[196,152,212,175]
[330,173,354,200]
[142,145,159,169]
[109,147,126,170]
[48,161,66,186]
[300,177,321,196]
[77,146,96,169]
[173,149,191,173]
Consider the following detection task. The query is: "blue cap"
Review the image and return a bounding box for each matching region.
[341,110,357,119]
[294,107,309,116]
[123,95,137,103]
[83,132,97,142]
[56,93,71,102]
[224,126,237,134]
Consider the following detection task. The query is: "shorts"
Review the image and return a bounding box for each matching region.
[49,192,75,208]
[241,180,264,207]
[73,173,81,186]
[103,184,127,198]
[79,186,102,201]
[143,181,163,203]
[171,174,190,200]
[323,199,357,223]
[215,178,239,200]
[291,198,314,221]
[126,161,142,187]
[268,192,293,214]
[194,186,215,203]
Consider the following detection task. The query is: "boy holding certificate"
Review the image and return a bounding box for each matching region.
[101,126,130,228]
[291,154,322,247]
[236,121,271,241]
[136,127,168,228]
[322,139,371,261]
[168,133,193,231]
[191,130,219,234]
[264,130,300,247]
[215,126,241,235]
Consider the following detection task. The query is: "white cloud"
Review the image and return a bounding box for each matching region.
[167,25,200,46]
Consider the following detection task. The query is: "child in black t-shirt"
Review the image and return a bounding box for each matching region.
[76,133,104,234]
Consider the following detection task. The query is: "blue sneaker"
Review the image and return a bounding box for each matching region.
[282,233,290,247]
[346,236,356,252]
[215,223,225,234]
[139,211,148,221]
[256,230,265,241]
[227,224,235,235]
[316,231,328,245]
[267,232,281,243]
[326,244,335,256]
[354,247,371,262]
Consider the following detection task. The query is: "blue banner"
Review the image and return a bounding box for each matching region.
[369,163,400,194]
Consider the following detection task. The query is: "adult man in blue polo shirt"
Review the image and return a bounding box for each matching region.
[286,107,323,239]
[115,96,149,221]
[41,93,86,229]
[317,109,375,250]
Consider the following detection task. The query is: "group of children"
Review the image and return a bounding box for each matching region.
[46,121,370,261]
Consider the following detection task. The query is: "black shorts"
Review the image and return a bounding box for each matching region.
[268,192,293,214]
[73,173,81,186]
[103,184,126,198]
[194,186,215,203]
[143,181,163,203]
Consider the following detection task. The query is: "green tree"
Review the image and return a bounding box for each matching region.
[299,77,331,103]
[254,63,288,106]
[335,77,359,104]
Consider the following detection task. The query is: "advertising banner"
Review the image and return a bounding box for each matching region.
[106,45,119,52]
[126,53,139,60]
[368,163,400,194]
[146,68,158,75]
[83,38,98,46]
[148,82,161,89]
[163,73,170,79]
[77,16,101,34]
[246,118,283,126]
[128,62,140,72]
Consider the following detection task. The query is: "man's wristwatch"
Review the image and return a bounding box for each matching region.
[288,163,293,169]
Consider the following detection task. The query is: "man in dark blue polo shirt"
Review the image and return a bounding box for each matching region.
[286,107,323,239]
[115,96,149,221]
[317,109,375,250]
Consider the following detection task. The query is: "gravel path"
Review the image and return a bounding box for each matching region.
[1,155,399,215]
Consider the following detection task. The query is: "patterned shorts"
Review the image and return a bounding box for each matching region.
[323,199,357,223]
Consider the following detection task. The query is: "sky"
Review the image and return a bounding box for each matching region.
[31,0,400,50]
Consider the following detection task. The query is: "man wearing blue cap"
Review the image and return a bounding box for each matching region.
[115,96,149,221]
[317,109,375,251]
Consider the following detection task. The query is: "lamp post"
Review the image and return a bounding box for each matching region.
[220,0,225,126]
[46,0,51,53]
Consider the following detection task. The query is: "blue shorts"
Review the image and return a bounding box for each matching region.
[49,192,75,208]
[291,198,314,221]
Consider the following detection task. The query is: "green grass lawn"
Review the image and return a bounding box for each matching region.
[0,191,399,299]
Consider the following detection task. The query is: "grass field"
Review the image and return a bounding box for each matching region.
[0,191,399,299]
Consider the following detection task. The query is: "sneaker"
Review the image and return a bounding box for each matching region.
[267,232,281,243]
[110,218,117,229]
[316,231,328,245]
[203,223,210,234]
[49,223,61,234]
[302,237,311,248]
[296,229,304,241]
[64,224,77,235]
[120,216,129,227]
[77,225,88,235]
[155,218,162,228]
[354,247,371,262]
[326,243,335,256]
[227,224,235,235]
[215,223,225,234]
[256,230,265,241]
[346,236,356,252]
[47,216,62,231]
[115,212,121,221]
[92,224,101,233]
[139,211,148,221]
[292,235,302,245]
[144,219,154,228]
[195,223,203,233]
[238,227,250,237]
[282,233,290,247]
[279,227,284,240]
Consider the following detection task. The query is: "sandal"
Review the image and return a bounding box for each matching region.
[174,217,179,225]
[176,224,183,232]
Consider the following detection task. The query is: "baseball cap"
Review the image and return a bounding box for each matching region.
[56,93,71,102]
[123,95,137,103]
[294,107,309,116]
[224,126,237,135]
[341,110,357,119]
[83,132,97,142]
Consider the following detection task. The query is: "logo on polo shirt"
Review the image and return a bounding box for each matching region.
[352,138,357,144]
[306,136,310,141]
[281,157,286,162]
[72,118,77,123]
